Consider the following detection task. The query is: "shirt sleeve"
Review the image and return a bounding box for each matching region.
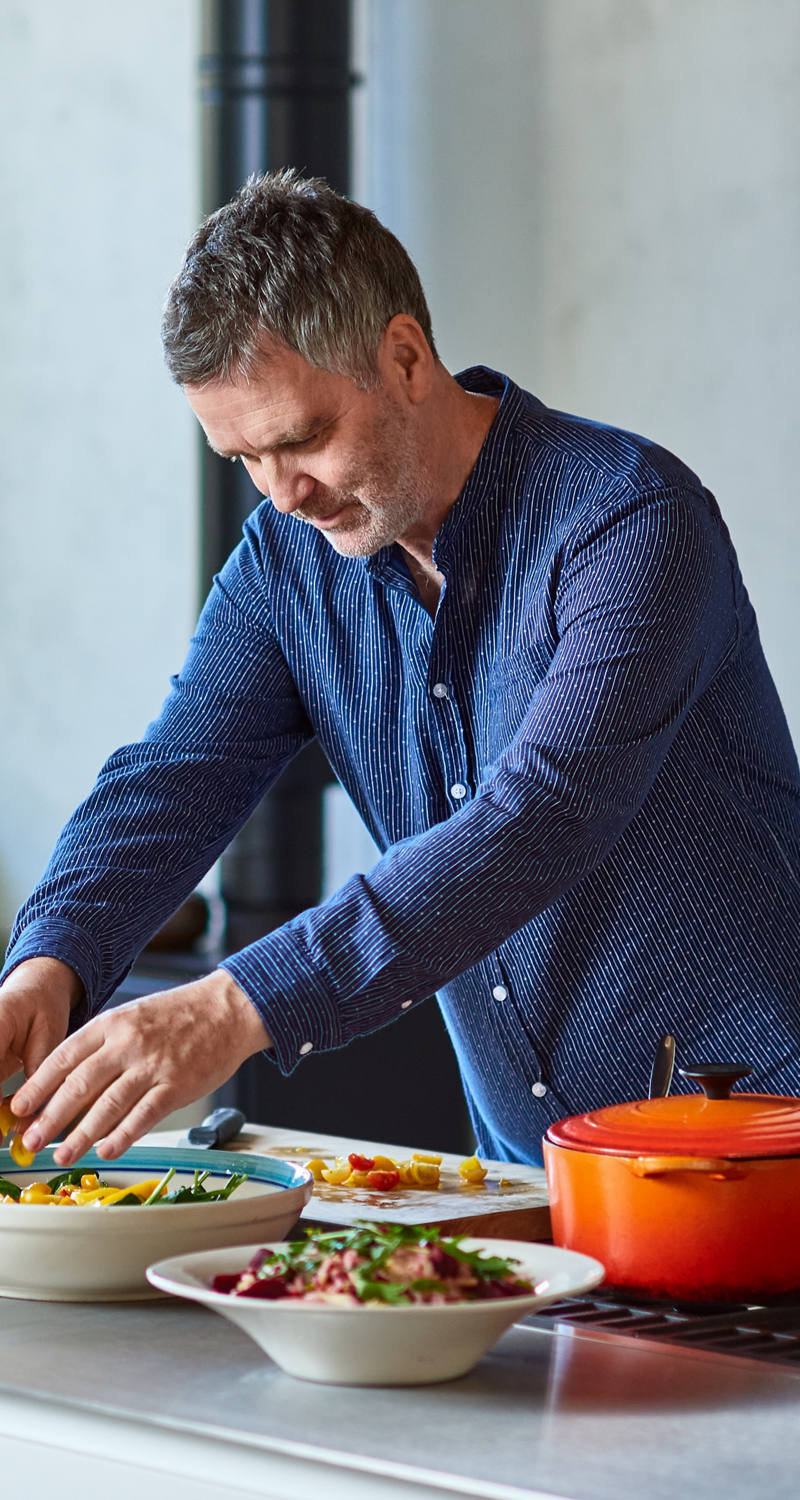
[220,487,738,1071]
[1,524,314,1016]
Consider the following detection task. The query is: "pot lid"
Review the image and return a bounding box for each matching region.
[546,1064,800,1159]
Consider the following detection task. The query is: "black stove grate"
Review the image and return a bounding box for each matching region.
[518,1289,800,1368]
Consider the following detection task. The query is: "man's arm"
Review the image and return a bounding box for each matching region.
[1,527,314,1016]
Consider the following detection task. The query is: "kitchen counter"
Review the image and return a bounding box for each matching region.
[2,1294,800,1500]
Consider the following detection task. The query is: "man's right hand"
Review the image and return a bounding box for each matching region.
[0,957,82,1092]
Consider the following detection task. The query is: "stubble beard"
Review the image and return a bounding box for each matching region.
[293,403,432,558]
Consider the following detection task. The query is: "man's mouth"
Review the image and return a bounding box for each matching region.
[298,500,357,530]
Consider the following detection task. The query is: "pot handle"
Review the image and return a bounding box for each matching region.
[627,1156,747,1180]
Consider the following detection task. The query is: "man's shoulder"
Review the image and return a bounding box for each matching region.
[461,367,700,500]
[509,381,704,502]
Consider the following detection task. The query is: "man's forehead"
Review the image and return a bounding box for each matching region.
[184,360,348,456]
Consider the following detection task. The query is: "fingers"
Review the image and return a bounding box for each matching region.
[51,1079,174,1167]
[12,1032,110,1156]
[92,1085,175,1162]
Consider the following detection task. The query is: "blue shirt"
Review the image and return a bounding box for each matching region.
[6,367,800,1164]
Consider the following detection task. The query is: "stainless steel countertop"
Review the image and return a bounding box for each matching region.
[1,1297,800,1499]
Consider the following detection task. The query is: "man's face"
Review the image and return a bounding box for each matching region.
[185,342,433,558]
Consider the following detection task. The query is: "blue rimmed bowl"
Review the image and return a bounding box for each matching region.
[0,1146,313,1301]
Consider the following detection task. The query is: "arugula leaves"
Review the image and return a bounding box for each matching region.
[249,1221,528,1304]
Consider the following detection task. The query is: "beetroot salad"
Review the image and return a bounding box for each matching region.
[209,1222,535,1306]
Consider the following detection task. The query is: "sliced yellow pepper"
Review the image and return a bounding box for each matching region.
[411,1151,443,1165]
[127,1179,167,1201]
[303,1158,330,1181]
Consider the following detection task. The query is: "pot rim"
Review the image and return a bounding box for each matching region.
[544,1089,800,1160]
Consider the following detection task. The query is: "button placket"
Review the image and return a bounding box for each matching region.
[428,663,472,811]
[488,954,551,1101]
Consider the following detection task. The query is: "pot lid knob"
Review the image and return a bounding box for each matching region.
[678,1063,753,1100]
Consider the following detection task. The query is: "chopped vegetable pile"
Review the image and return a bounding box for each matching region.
[210,1222,534,1305]
[304,1149,489,1191]
[0,1166,248,1207]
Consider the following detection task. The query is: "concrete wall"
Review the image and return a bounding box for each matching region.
[3,0,799,935]
[1,2,199,936]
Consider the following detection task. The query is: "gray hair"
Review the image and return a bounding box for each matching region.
[161,168,438,390]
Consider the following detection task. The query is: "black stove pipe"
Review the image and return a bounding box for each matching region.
[198,0,356,952]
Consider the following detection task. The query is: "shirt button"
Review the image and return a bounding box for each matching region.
[492,985,508,1002]
[531,1081,548,1098]
[432,682,449,699]
[400,1000,413,1010]
[299,1041,313,1056]
[450,782,467,800]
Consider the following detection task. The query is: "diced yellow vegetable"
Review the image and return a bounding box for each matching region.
[320,1162,351,1186]
[20,1182,51,1199]
[344,1169,372,1188]
[458,1155,488,1183]
[0,1101,16,1136]
[410,1160,440,1187]
[395,1160,416,1185]
[20,1186,52,1204]
[411,1151,442,1165]
[304,1158,329,1181]
[10,1135,36,1168]
[80,1173,101,1190]
[371,1155,398,1171]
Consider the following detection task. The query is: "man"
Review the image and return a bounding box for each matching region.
[3,170,800,1170]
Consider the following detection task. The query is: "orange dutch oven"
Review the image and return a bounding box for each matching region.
[543,1064,800,1303]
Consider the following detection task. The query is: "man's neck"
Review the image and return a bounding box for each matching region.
[397,377,499,591]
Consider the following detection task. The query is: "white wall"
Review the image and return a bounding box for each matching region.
[363,0,800,743]
[1,2,199,936]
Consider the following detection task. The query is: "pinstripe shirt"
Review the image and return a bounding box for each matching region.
[5,367,800,1164]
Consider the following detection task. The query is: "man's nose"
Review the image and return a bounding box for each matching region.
[259,461,315,514]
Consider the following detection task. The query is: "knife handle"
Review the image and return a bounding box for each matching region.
[187,1106,246,1148]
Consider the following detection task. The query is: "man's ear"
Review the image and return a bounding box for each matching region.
[377,315,435,404]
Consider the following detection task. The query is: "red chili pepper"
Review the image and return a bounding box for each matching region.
[348,1152,375,1171]
[366,1168,400,1191]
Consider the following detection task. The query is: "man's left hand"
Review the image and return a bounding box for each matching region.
[10,971,271,1165]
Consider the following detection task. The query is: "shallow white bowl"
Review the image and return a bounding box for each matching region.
[147,1237,605,1385]
[0,1147,313,1301]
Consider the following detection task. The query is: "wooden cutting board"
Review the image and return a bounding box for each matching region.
[148,1122,551,1241]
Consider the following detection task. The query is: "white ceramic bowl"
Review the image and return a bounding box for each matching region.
[147,1237,605,1385]
[0,1146,313,1301]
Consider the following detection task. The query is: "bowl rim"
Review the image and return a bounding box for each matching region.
[0,1145,313,1217]
[147,1236,605,1314]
